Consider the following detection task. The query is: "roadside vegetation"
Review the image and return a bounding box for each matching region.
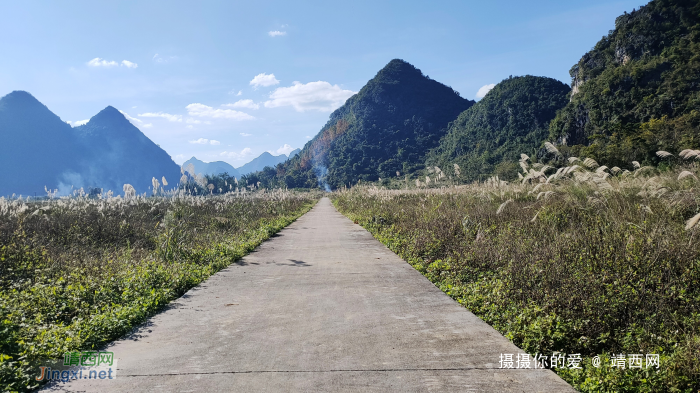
[0,188,318,391]
[332,151,700,392]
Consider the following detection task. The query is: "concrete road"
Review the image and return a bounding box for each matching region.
[47,197,574,392]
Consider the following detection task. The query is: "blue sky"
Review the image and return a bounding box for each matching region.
[0,0,645,167]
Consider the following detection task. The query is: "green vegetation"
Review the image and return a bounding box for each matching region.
[550,0,700,168]
[427,75,570,182]
[0,190,317,391]
[332,158,700,392]
[253,59,474,190]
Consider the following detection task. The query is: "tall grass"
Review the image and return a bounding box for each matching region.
[0,189,318,391]
[332,162,700,392]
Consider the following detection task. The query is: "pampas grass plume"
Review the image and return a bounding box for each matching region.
[678,171,697,181]
[544,142,561,156]
[583,158,599,169]
[496,199,513,214]
[685,212,700,230]
[519,161,529,173]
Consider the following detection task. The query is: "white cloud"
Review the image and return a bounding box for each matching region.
[271,144,295,155]
[87,58,118,67]
[240,133,252,137]
[268,30,287,37]
[66,119,90,127]
[220,148,253,160]
[186,125,194,129]
[186,103,255,120]
[189,138,209,144]
[119,110,144,125]
[138,112,183,122]
[87,58,138,69]
[250,73,280,88]
[476,84,496,99]
[237,90,243,96]
[210,140,221,145]
[305,135,311,139]
[224,99,260,110]
[153,54,178,64]
[186,118,201,124]
[264,81,356,112]
[142,123,153,128]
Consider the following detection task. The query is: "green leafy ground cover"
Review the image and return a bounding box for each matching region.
[332,167,700,392]
[0,190,317,392]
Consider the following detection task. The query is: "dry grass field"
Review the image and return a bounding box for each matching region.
[333,151,700,392]
[0,188,318,391]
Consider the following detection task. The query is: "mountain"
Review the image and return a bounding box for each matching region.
[264,59,474,189]
[426,76,570,181]
[548,0,700,167]
[236,151,296,176]
[183,149,299,178]
[0,91,181,196]
[0,91,83,196]
[73,106,181,193]
[182,157,240,178]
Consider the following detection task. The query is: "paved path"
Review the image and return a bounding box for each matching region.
[48,197,573,392]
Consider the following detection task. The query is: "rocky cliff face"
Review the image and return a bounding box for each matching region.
[550,0,700,159]
[550,0,700,166]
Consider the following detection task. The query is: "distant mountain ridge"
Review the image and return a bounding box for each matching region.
[0,91,180,196]
[183,148,300,178]
[236,149,300,176]
[182,157,240,179]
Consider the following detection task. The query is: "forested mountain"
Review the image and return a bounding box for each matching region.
[426,76,570,181]
[73,106,181,193]
[0,91,180,196]
[260,59,474,189]
[549,0,700,167]
[0,91,83,196]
